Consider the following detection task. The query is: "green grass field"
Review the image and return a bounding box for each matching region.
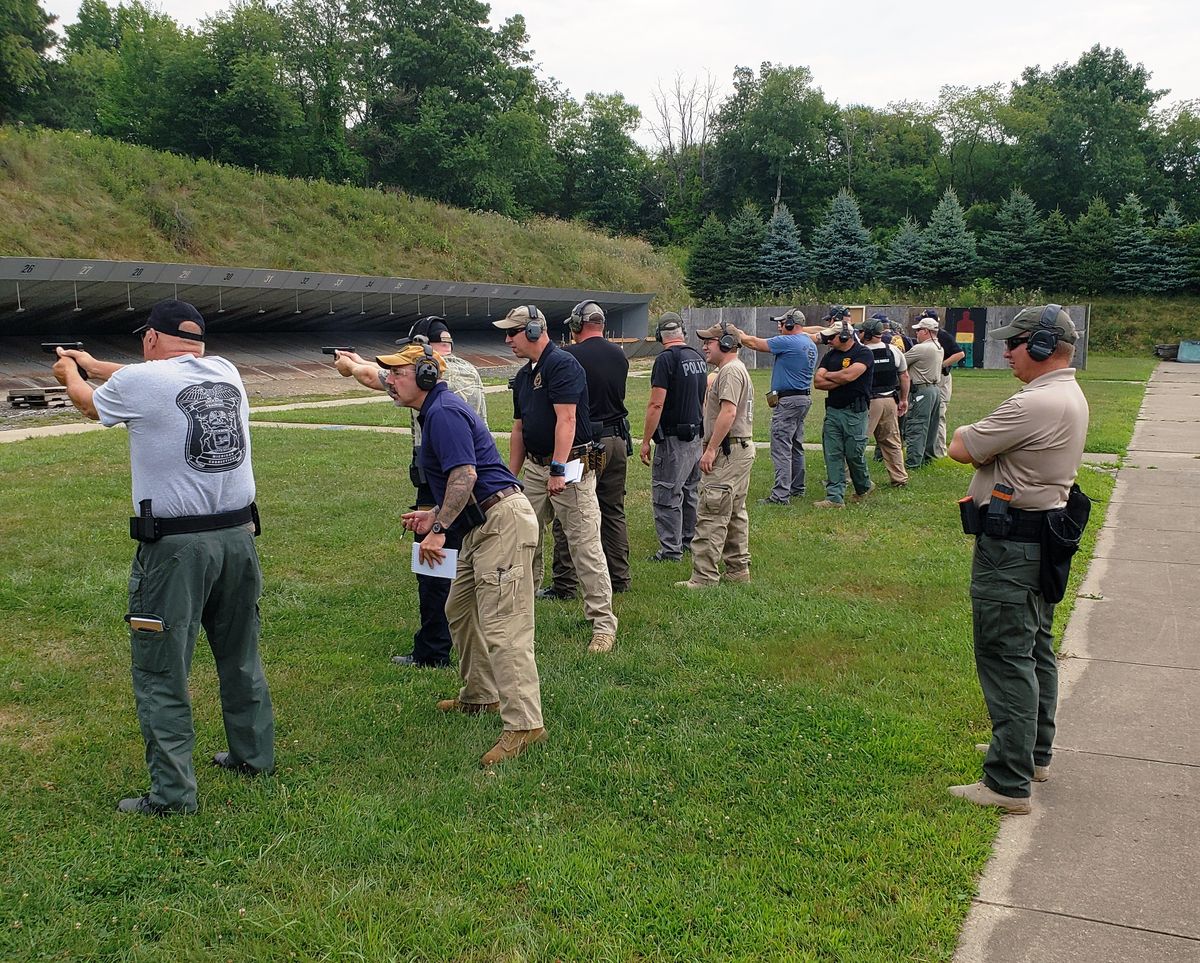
[0,402,1120,959]
[252,355,1155,456]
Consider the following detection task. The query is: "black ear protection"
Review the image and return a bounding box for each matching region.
[1026,304,1064,362]
[717,321,738,352]
[524,305,543,341]
[780,311,798,331]
[569,301,601,334]
[411,335,440,391]
[654,319,685,343]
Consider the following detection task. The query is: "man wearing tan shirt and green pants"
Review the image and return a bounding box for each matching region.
[677,322,755,589]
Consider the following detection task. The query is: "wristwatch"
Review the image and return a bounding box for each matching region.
[549,460,567,477]
[431,520,445,535]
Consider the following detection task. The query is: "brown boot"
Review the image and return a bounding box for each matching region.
[587,633,616,654]
[480,728,548,767]
[436,698,499,716]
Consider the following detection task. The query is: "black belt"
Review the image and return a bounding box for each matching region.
[977,503,1048,542]
[598,425,625,438]
[478,485,521,513]
[912,381,936,388]
[528,445,588,467]
[871,390,898,399]
[131,502,259,542]
[775,388,810,398]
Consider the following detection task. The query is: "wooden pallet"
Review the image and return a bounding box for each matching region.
[7,387,70,409]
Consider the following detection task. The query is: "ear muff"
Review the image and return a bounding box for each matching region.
[655,319,685,343]
[569,301,600,334]
[781,312,798,331]
[717,321,738,353]
[524,306,543,341]
[1025,304,1063,362]
[412,336,440,391]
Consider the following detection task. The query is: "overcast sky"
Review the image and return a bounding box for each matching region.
[44,0,1200,139]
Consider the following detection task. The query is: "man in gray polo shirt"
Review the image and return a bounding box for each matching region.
[54,300,274,815]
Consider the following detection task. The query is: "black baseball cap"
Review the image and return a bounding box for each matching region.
[133,299,206,341]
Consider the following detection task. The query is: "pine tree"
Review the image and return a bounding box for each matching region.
[756,204,807,295]
[808,188,875,288]
[1041,208,1074,294]
[921,188,978,286]
[880,216,925,288]
[1154,200,1191,294]
[981,188,1045,289]
[1070,198,1117,294]
[685,214,732,303]
[724,202,767,301]
[1112,193,1159,292]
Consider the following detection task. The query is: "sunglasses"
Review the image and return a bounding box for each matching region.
[1005,335,1031,352]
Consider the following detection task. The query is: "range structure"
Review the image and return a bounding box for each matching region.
[0,257,655,386]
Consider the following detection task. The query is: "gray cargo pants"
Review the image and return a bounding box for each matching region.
[650,434,702,560]
[768,394,812,502]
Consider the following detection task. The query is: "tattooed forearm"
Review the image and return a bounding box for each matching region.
[436,465,477,527]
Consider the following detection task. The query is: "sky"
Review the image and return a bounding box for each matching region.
[42,0,1200,142]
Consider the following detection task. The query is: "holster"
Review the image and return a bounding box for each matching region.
[766,390,780,409]
[1039,483,1092,603]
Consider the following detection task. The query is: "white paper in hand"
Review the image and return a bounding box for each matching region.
[411,542,458,580]
[563,459,584,484]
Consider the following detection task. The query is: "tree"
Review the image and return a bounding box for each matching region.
[685,213,732,303]
[724,202,766,299]
[645,72,719,242]
[839,102,941,229]
[880,216,925,289]
[1159,101,1200,221]
[1,0,56,122]
[921,188,977,285]
[808,188,874,287]
[1111,193,1158,292]
[1070,197,1116,294]
[932,84,1011,205]
[571,92,647,234]
[1040,207,1074,293]
[1154,200,1191,294]
[980,187,1045,288]
[757,204,807,294]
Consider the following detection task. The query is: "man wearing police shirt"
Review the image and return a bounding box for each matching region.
[859,318,910,487]
[676,322,755,589]
[545,300,631,597]
[496,305,617,654]
[813,309,874,508]
[948,305,1088,814]
[53,299,274,815]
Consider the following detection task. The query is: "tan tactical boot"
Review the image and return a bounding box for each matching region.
[813,500,845,509]
[480,728,548,767]
[722,570,751,584]
[975,743,1050,782]
[948,781,1032,814]
[436,699,499,716]
[588,633,616,654]
[675,579,718,589]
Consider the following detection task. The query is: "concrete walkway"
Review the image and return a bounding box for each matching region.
[955,362,1200,963]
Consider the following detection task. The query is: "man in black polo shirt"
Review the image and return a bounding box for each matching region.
[495,305,618,654]
[545,300,632,596]
[640,312,707,562]
[813,308,875,508]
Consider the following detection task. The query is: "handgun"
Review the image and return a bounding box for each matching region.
[42,342,88,381]
[322,346,355,355]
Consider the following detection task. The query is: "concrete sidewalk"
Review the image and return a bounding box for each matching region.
[955,362,1200,963]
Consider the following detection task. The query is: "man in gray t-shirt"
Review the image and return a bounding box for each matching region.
[55,299,274,816]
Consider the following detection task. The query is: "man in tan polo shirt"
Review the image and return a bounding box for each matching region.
[947,304,1089,814]
[677,322,755,589]
[903,318,944,470]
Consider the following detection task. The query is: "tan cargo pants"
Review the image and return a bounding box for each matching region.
[689,441,755,584]
[445,494,543,731]
[867,396,908,485]
[523,461,618,637]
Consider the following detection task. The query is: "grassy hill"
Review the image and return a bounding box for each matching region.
[0,126,688,304]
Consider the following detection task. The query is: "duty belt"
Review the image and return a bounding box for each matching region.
[775,388,810,398]
[478,485,521,513]
[969,502,1048,542]
[130,500,260,543]
[528,445,589,467]
[912,380,936,388]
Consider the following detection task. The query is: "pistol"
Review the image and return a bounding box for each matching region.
[42,342,88,381]
[322,346,355,355]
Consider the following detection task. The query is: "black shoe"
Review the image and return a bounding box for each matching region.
[536,587,576,601]
[391,654,451,668]
[212,752,265,776]
[612,583,631,593]
[116,794,185,816]
[648,551,682,562]
[757,497,789,506]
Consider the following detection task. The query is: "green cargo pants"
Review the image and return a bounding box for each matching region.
[969,534,1056,798]
[127,525,274,812]
[822,404,871,504]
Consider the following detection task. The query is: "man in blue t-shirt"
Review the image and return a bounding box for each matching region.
[336,340,546,767]
[732,308,819,504]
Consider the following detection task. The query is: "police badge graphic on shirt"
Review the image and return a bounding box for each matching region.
[176,382,246,472]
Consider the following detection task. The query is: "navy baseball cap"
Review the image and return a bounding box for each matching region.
[133,299,206,341]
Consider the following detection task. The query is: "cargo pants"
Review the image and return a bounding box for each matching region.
[126,525,274,812]
[551,434,631,593]
[650,435,702,560]
[904,384,939,469]
[822,404,871,504]
[768,394,812,502]
[688,441,755,584]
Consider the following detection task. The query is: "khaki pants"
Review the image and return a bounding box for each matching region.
[936,373,952,457]
[689,442,755,584]
[445,495,543,731]
[551,434,631,592]
[867,396,908,485]
[523,461,618,637]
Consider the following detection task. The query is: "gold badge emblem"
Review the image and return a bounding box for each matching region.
[533,371,543,389]
[842,357,851,369]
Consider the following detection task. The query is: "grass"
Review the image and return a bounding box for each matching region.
[0,127,688,306]
[252,355,1155,455]
[0,408,1120,960]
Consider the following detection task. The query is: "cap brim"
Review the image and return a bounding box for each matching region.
[987,323,1025,340]
[375,354,411,367]
[492,318,527,330]
[132,324,149,336]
